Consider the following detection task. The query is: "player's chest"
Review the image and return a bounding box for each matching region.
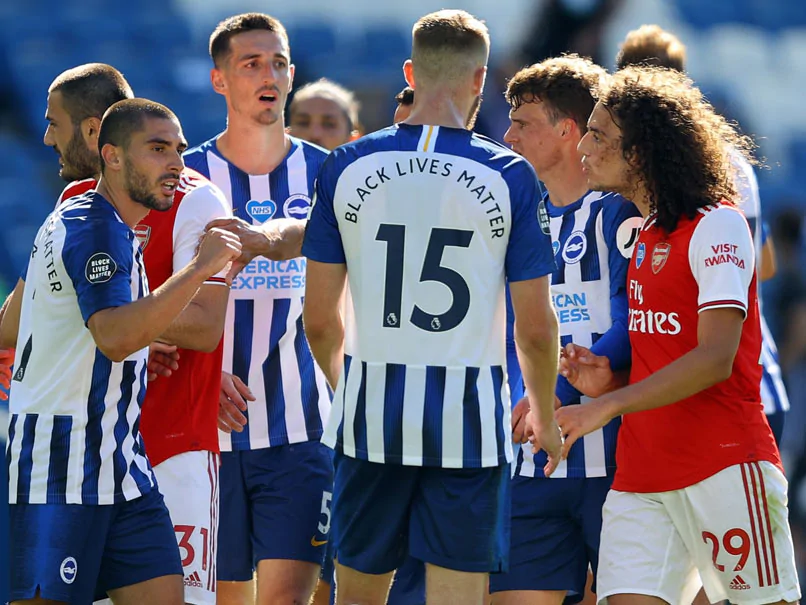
[228,174,314,226]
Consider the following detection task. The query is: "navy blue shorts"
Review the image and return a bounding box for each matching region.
[489,475,612,601]
[321,547,425,605]
[217,442,334,581]
[9,488,181,603]
[767,409,786,447]
[331,453,510,575]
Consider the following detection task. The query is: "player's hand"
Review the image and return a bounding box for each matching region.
[193,227,242,285]
[0,347,14,400]
[218,371,255,433]
[205,218,265,282]
[559,343,616,398]
[147,342,179,382]
[526,413,564,476]
[555,398,616,459]
[511,397,531,443]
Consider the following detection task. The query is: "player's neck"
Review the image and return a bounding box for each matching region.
[216,118,290,175]
[403,91,471,130]
[543,155,589,207]
[628,183,652,217]
[94,178,149,228]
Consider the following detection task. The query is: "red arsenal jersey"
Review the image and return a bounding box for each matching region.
[57,170,231,466]
[614,203,780,493]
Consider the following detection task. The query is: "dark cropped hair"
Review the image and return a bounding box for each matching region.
[98,99,178,172]
[49,63,133,125]
[603,66,755,232]
[209,13,289,67]
[506,54,607,134]
[395,86,414,107]
[617,25,687,72]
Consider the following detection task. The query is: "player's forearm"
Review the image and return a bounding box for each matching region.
[0,280,24,349]
[305,318,344,390]
[516,315,560,425]
[158,286,229,352]
[601,345,736,418]
[88,264,209,362]
[257,219,305,261]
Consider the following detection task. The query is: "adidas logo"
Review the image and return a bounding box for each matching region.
[730,575,751,591]
[184,571,203,588]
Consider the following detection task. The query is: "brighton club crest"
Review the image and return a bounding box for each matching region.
[651,243,672,274]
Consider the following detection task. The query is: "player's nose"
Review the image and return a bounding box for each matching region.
[503,125,516,146]
[43,125,55,148]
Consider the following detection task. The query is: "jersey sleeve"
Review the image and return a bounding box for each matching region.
[504,162,555,282]
[173,184,232,285]
[301,155,346,264]
[62,221,136,325]
[602,199,643,298]
[689,207,755,316]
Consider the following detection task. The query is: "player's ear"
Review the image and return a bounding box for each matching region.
[349,129,361,142]
[403,60,415,88]
[473,65,487,96]
[81,116,102,147]
[100,143,122,172]
[288,63,295,92]
[210,68,226,96]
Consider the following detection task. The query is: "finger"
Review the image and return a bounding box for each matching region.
[543,454,561,477]
[218,418,233,433]
[148,371,158,382]
[150,342,178,355]
[226,260,246,285]
[231,375,256,401]
[152,353,179,371]
[0,390,8,401]
[218,409,244,433]
[512,417,525,443]
[221,378,247,409]
[205,217,239,231]
[221,399,247,429]
[561,430,580,459]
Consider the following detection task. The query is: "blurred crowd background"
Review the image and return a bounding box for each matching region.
[1,0,806,599]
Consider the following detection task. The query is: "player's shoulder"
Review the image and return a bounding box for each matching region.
[58,178,97,208]
[689,202,750,245]
[290,135,329,166]
[182,136,218,171]
[60,191,132,240]
[598,191,642,219]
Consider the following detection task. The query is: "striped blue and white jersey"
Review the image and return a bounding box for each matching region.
[7,193,156,505]
[733,153,789,415]
[303,124,556,468]
[514,191,641,479]
[183,136,331,451]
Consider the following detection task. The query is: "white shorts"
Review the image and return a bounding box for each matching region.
[597,461,800,605]
[95,450,220,605]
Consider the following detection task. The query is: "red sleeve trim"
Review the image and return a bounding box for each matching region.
[204,276,229,286]
[698,299,747,315]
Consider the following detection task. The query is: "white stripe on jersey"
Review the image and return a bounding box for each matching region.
[417,125,439,152]
[400,366,426,466]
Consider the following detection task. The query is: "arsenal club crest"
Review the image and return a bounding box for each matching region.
[651,242,671,274]
[134,224,151,249]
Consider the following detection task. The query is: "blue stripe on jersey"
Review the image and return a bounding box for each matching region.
[83,350,111,504]
[579,203,603,282]
[129,362,152,487]
[335,355,353,455]
[265,298,291,445]
[7,413,17,474]
[491,366,506,463]
[46,415,72,503]
[422,366,446,464]
[229,161,253,224]
[383,363,406,464]
[462,367,482,468]
[16,415,37,503]
[270,158,291,217]
[112,361,137,496]
[552,210,577,286]
[353,362,368,456]
[294,308,323,437]
[230,299,254,450]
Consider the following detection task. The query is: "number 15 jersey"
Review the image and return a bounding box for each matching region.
[303,124,555,469]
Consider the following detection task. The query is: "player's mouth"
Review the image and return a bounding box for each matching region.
[257,91,279,106]
[160,178,178,196]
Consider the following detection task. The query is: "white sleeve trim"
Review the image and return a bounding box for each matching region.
[688,205,754,319]
[172,183,232,279]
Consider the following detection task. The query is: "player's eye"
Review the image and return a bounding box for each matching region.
[274,60,287,69]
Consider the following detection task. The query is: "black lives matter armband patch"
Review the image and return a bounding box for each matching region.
[85,252,118,284]
[537,199,551,235]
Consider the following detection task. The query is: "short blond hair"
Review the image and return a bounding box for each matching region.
[617,25,687,72]
[411,10,489,85]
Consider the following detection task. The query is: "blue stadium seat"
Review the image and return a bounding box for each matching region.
[355,25,409,78]
[673,0,748,29]
[290,21,338,66]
